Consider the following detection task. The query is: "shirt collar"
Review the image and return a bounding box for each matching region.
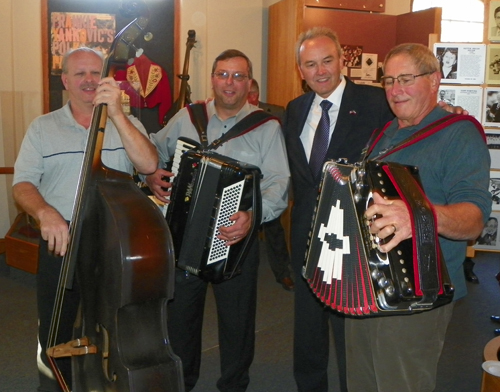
[207,99,252,122]
[314,74,346,108]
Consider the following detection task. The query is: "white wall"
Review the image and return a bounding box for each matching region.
[179,0,265,101]
[0,0,43,237]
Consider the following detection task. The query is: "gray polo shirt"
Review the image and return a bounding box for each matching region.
[13,102,148,221]
[150,100,290,223]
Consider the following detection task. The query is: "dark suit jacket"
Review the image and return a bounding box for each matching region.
[259,101,285,123]
[283,77,394,273]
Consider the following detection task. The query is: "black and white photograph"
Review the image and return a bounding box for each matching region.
[483,87,500,126]
[436,47,458,80]
[474,211,500,251]
[486,131,500,168]
[489,1,500,42]
[434,43,486,84]
[486,44,500,84]
[438,89,455,106]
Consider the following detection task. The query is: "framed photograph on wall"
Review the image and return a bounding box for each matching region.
[473,211,500,251]
[437,86,482,120]
[488,169,500,210]
[486,131,500,168]
[483,88,500,126]
[486,44,500,84]
[434,43,486,85]
[489,1,500,42]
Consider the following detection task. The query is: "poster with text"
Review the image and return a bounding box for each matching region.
[434,44,486,85]
[51,12,116,75]
[437,86,482,120]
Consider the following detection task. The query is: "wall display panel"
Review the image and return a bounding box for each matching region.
[488,1,500,42]
[483,87,500,126]
[473,210,500,251]
[486,44,500,84]
[437,86,482,120]
[434,43,486,85]
[42,0,176,134]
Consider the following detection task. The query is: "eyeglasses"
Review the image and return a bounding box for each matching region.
[212,71,249,82]
[380,72,432,89]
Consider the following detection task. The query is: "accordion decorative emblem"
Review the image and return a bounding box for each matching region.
[303,160,454,316]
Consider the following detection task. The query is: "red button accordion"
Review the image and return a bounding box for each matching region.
[166,142,262,283]
[303,160,454,316]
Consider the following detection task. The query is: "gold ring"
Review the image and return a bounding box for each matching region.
[392,224,397,233]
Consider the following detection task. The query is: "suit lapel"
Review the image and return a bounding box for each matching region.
[288,93,316,185]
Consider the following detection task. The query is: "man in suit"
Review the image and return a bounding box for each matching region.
[282,26,394,392]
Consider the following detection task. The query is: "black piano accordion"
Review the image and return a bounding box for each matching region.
[303,160,454,316]
[166,139,262,283]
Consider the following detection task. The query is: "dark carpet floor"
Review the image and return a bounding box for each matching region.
[0,244,499,392]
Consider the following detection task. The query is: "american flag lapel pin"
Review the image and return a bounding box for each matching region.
[349,110,357,115]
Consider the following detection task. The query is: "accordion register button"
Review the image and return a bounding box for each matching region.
[377,276,389,288]
[384,285,395,297]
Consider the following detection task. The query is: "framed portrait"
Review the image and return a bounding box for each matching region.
[483,88,500,127]
[473,211,500,252]
[486,44,500,84]
[434,43,485,85]
[489,1,500,42]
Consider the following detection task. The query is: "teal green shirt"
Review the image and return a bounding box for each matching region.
[369,106,491,300]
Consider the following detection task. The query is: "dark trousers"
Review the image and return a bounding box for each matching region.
[261,218,291,281]
[37,240,80,392]
[167,243,260,392]
[293,269,347,392]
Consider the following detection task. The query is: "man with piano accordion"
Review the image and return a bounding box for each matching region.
[344,44,491,392]
[145,49,289,392]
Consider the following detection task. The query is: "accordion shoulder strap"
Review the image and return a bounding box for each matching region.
[186,103,279,150]
[367,114,485,161]
[186,103,209,147]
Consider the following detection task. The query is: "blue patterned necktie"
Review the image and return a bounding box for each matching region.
[309,100,333,177]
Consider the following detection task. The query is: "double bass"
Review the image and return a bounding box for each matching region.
[45,4,184,391]
[162,30,196,126]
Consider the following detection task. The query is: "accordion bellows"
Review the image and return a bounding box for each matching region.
[303,160,454,316]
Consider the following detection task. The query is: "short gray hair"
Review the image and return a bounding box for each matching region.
[295,26,342,65]
[383,43,439,74]
[61,47,104,74]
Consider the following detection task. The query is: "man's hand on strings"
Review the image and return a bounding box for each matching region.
[218,211,253,246]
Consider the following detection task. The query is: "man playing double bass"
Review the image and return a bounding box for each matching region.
[12,47,158,392]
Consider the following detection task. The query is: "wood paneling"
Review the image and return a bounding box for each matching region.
[267,0,441,107]
[304,0,385,13]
